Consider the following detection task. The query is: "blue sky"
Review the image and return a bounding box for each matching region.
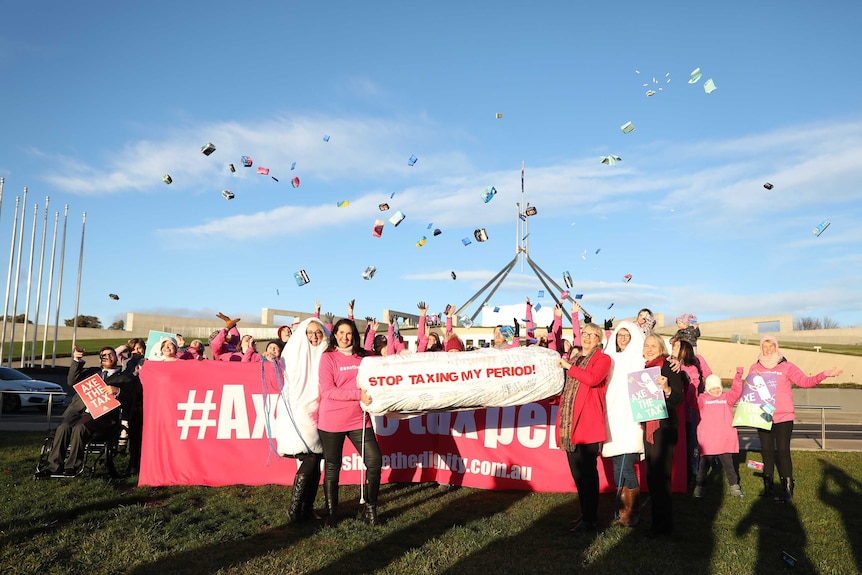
[1,1,861,331]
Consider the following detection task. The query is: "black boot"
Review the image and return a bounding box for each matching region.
[362,470,382,526]
[302,466,321,521]
[323,477,339,528]
[776,476,795,503]
[759,474,774,497]
[287,473,309,524]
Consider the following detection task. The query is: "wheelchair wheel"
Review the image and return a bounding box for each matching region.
[106,424,133,479]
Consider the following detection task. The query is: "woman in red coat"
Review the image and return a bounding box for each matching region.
[556,320,611,532]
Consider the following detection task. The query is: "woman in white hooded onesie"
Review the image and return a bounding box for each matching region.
[602,320,646,527]
[271,317,328,524]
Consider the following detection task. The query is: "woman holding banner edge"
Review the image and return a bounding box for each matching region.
[317,318,383,527]
[555,318,611,532]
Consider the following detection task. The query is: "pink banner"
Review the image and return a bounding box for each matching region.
[139,361,687,492]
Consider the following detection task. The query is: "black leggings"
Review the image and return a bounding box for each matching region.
[757,420,794,479]
[295,452,322,476]
[319,427,382,504]
[566,442,601,523]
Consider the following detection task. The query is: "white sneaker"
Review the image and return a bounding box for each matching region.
[730,484,744,498]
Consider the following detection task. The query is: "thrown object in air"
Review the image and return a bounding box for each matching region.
[228,163,236,173]
[337,200,349,207]
[495,113,502,119]
[459,315,473,328]
[162,174,172,184]
[201,142,216,156]
[241,156,253,167]
[222,190,235,200]
[812,219,830,237]
[763,182,774,190]
[563,271,573,288]
[621,121,635,134]
[416,236,427,248]
[408,155,418,166]
[294,270,310,286]
[703,78,717,94]
[362,266,377,280]
[689,67,702,84]
[108,293,120,300]
[291,176,300,188]
[257,167,270,175]
[389,211,406,227]
[461,237,472,246]
[481,186,497,203]
[600,155,621,166]
[525,206,537,216]
[378,203,390,211]
[372,220,385,238]
[323,135,330,142]
[451,271,457,280]
[474,228,489,242]
[433,228,442,236]
[623,274,633,283]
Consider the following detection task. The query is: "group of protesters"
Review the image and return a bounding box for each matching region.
[39,297,843,539]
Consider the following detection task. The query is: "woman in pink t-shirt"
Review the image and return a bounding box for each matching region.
[317,319,382,527]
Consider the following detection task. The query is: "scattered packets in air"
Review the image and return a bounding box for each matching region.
[763,182,774,190]
[623,274,633,283]
[689,67,702,84]
[389,211,406,227]
[372,220,385,238]
[290,162,296,170]
[474,228,489,242]
[257,167,270,175]
[703,78,717,94]
[408,155,418,166]
[433,228,442,236]
[495,113,502,119]
[291,176,300,188]
[162,174,172,184]
[462,237,472,246]
[228,163,236,173]
[378,203,390,211]
[563,271,573,288]
[600,155,621,166]
[621,121,635,134]
[337,200,349,208]
[241,156,253,167]
[362,266,377,280]
[451,271,457,280]
[812,219,830,237]
[108,293,120,300]
[294,270,310,286]
[222,190,235,200]
[416,236,427,248]
[323,135,330,142]
[525,206,537,216]
[481,186,497,203]
[201,142,216,156]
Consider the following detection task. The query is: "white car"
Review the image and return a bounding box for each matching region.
[0,367,67,413]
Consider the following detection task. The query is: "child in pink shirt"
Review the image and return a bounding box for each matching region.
[693,372,743,499]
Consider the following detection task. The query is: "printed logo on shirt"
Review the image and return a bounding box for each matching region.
[339,365,360,372]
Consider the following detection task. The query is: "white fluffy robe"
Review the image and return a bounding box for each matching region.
[271,318,328,456]
[602,321,646,458]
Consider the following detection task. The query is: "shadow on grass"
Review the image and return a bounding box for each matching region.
[122,481,467,575]
[0,489,158,549]
[302,487,531,575]
[817,458,862,568]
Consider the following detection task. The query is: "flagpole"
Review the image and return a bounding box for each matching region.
[71,211,86,350]
[7,188,28,365]
[0,197,20,366]
[41,209,59,367]
[20,201,39,368]
[31,198,49,367]
[51,205,69,367]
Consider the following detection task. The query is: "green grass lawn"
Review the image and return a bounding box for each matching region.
[1,432,860,575]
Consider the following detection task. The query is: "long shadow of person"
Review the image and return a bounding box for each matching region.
[735,489,814,572]
[817,458,862,568]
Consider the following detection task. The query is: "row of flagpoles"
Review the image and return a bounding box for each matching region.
[0,177,86,368]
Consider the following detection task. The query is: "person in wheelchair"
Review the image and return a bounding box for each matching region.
[36,346,135,478]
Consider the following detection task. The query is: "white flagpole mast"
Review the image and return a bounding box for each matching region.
[71,211,86,349]
[0,196,20,366]
[51,204,69,367]
[20,200,39,368]
[7,188,28,366]
[31,198,49,367]
[41,209,59,367]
